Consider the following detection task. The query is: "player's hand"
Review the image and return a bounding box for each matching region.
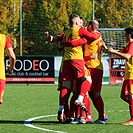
[45,31,49,38]
[45,31,54,41]
[7,66,14,74]
[108,47,115,53]
[90,52,97,59]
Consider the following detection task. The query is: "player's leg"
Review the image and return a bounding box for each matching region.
[57,60,73,122]
[89,91,106,124]
[121,80,133,125]
[69,94,76,119]
[71,80,87,124]
[74,77,91,112]
[0,79,6,104]
[122,94,133,125]
[58,80,71,122]
[89,69,107,124]
[71,93,93,124]
[74,65,92,112]
[84,93,93,124]
[69,80,78,120]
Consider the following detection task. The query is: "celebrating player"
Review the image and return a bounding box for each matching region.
[0,34,16,104]
[108,27,133,125]
[45,14,101,123]
[62,20,108,124]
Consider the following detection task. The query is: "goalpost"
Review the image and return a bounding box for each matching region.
[98,28,125,84]
[99,28,125,53]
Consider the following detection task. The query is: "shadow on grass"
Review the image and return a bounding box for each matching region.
[0,120,123,125]
[0,120,65,125]
[0,120,24,124]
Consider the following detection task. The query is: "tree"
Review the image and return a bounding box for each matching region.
[0,0,19,50]
[95,0,133,28]
[21,0,92,55]
[1,1,133,55]
[71,0,92,23]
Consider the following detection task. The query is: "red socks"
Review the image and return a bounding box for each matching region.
[129,99,133,120]
[80,80,91,96]
[92,96,104,120]
[59,87,70,105]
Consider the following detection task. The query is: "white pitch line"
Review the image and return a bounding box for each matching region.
[107,110,129,113]
[24,110,129,132]
[24,114,67,133]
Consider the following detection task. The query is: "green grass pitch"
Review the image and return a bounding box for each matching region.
[0,84,133,133]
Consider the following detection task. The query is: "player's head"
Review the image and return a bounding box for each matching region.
[86,20,99,32]
[124,27,133,42]
[69,14,81,28]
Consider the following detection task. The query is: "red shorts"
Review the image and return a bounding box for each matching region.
[121,80,133,96]
[57,70,75,92]
[62,60,85,81]
[89,68,103,92]
[0,79,6,93]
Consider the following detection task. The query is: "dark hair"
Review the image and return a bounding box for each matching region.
[124,27,133,38]
[69,14,79,27]
[80,17,84,21]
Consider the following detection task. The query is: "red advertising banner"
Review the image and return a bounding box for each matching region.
[109,56,126,84]
[5,56,54,83]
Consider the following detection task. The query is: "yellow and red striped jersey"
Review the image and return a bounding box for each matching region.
[121,42,133,80]
[0,34,12,80]
[84,37,104,70]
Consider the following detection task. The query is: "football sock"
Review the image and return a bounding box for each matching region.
[59,87,69,105]
[69,95,76,118]
[77,95,84,102]
[64,103,69,118]
[129,99,133,120]
[77,106,84,118]
[93,96,104,120]
[80,80,91,97]
[84,96,91,116]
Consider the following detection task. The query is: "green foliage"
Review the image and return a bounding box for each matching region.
[95,0,133,28]
[20,0,92,55]
[0,0,19,47]
[1,0,133,55]
[71,0,92,23]
[21,0,70,55]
